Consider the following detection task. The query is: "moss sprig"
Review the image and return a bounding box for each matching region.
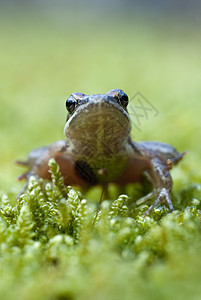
[0,194,17,225]
[109,194,129,219]
[48,158,69,199]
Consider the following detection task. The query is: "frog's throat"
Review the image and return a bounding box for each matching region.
[64,99,131,157]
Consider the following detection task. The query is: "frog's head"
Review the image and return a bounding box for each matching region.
[64,89,131,154]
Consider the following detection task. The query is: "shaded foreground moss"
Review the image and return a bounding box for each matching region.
[0,159,201,300]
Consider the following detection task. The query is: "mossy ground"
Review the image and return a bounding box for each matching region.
[0,8,201,300]
[1,160,201,300]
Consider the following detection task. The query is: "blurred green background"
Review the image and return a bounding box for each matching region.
[0,1,201,194]
[1,2,201,300]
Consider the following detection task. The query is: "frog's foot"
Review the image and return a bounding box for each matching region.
[141,187,174,217]
[136,188,173,215]
[137,157,174,216]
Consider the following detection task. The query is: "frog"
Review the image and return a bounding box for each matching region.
[16,89,186,215]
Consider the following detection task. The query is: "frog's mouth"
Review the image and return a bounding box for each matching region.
[64,96,131,156]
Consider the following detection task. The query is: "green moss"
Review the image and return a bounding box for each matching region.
[0,160,201,300]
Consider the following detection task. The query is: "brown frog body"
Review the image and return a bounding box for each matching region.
[17,89,185,215]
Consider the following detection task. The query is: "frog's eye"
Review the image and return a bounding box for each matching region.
[118,91,128,108]
[66,97,77,113]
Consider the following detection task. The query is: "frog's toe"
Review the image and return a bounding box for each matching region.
[17,171,29,181]
[136,190,158,205]
[15,160,30,168]
[158,187,174,211]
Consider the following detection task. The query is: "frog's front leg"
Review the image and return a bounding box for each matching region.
[16,140,88,196]
[137,158,174,215]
